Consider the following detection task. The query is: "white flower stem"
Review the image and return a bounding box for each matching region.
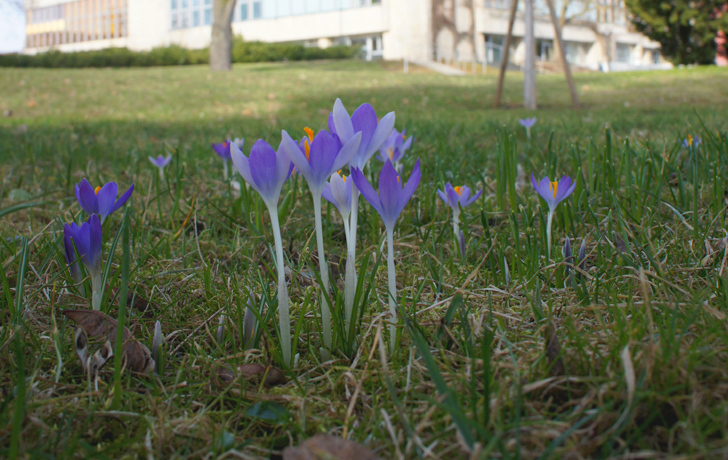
[342,217,355,340]
[345,186,360,340]
[91,270,103,311]
[159,168,165,183]
[312,194,332,353]
[453,211,461,245]
[268,208,291,367]
[546,210,554,259]
[386,225,397,354]
[526,127,531,139]
[223,161,228,181]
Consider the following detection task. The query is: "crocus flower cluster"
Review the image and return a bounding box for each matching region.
[683,134,701,148]
[212,138,244,179]
[65,178,134,310]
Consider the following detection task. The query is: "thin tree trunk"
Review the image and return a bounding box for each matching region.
[524,0,537,110]
[210,0,237,71]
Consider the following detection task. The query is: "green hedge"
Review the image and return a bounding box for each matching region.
[0,39,360,68]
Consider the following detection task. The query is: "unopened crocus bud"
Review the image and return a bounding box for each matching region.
[577,238,587,274]
[152,321,164,374]
[243,295,257,350]
[504,257,511,285]
[564,236,573,277]
[216,314,226,344]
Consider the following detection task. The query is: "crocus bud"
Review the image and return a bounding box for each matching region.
[152,321,164,374]
[577,238,587,274]
[243,295,257,350]
[564,236,573,277]
[216,314,225,344]
[459,230,466,261]
[504,257,511,286]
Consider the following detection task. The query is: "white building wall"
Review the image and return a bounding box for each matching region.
[382,0,431,61]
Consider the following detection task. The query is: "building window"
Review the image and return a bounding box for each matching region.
[204,8,211,25]
[485,35,504,64]
[252,1,261,19]
[193,10,200,26]
[171,0,177,9]
[616,43,631,63]
[240,2,248,20]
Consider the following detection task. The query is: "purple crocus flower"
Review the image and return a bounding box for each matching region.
[377,128,413,168]
[281,128,361,194]
[531,174,576,257]
[330,99,395,170]
[437,183,482,243]
[211,141,232,161]
[531,175,576,213]
[437,183,482,213]
[518,118,537,128]
[231,139,293,211]
[75,178,134,223]
[64,214,104,310]
[519,117,537,138]
[322,171,357,332]
[682,135,701,148]
[230,138,294,365]
[351,158,421,353]
[149,154,172,169]
[351,158,421,231]
[322,171,353,223]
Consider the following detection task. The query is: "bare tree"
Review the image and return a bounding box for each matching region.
[210,0,237,71]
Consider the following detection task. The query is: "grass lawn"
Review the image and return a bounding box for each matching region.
[1,60,728,459]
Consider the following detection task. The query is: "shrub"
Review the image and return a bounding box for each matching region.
[0,38,360,69]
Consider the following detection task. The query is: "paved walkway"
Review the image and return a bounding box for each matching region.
[412,60,467,76]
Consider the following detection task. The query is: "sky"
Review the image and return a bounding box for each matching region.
[0,0,25,54]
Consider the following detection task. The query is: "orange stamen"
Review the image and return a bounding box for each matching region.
[337,170,347,182]
[304,127,314,142]
[304,139,311,161]
[549,181,558,198]
[687,134,693,145]
[388,148,394,160]
[94,186,102,194]
[454,186,463,196]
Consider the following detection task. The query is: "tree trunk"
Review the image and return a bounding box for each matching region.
[524,0,537,110]
[210,0,237,71]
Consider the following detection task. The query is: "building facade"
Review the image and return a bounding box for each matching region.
[23,0,668,71]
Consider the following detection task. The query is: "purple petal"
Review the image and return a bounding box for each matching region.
[327,112,336,136]
[459,186,472,203]
[89,214,103,270]
[95,182,118,219]
[464,188,483,207]
[446,183,460,210]
[402,136,413,151]
[554,176,573,203]
[249,139,278,200]
[378,160,402,226]
[76,179,99,215]
[230,142,256,192]
[63,223,78,265]
[332,98,355,144]
[437,189,447,204]
[109,184,134,216]
[273,140,293,190]
[332,131,361,173]
[322,182,337,209]
[307,130,339,186]
[395,159,421,217]
[281,130,312,182]
[351,167,384,218]
[364,111,395,161]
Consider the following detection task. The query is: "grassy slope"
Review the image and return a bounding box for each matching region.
[1,61,728,459]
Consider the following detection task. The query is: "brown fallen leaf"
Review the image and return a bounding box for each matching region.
[282,434,381,460]
[62,309,154,373]
[214,363,287,388]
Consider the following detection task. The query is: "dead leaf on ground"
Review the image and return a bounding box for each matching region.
[214,363,287,388]
[282,434,381,460]
[62,309,154,373]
